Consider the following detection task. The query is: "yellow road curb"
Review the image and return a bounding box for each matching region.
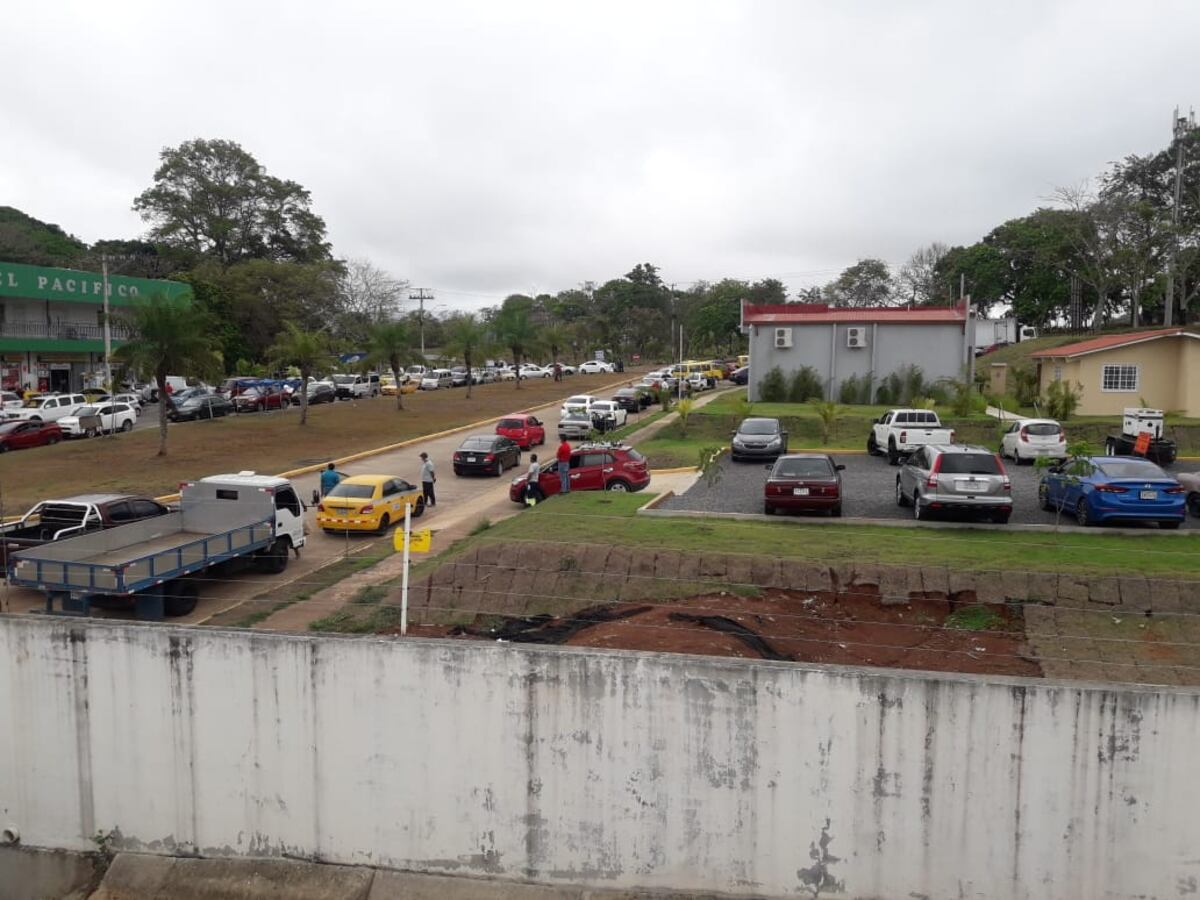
[650,466,699,475]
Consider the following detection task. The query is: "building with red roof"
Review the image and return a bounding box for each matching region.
[1029,328,1200,416]
[741,301,970,402]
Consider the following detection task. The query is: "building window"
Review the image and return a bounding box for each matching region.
[1100,364,1138,392]
[1052,366,1062,382]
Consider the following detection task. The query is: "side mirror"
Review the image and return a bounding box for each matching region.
[781,430,788,437]
[764,464,773,471]
[897,454,911,466]
[730,430,737,436]
[835,464,846,471]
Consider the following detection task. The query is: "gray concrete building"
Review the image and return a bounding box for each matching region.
[743,302,970,402]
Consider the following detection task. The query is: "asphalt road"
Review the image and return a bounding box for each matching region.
[662,452,1200,530]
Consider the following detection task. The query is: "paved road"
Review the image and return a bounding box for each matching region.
[1,375,651,625]
[663,452,1200,530]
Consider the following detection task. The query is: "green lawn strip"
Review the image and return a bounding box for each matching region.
[607,409,668,442]
[474,492,1200,579]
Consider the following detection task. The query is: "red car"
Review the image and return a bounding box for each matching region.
[0,420,63,452]
[763,453,845,517]
[509,443,650,502]
[496,413,546,450]
[233,386,286,412]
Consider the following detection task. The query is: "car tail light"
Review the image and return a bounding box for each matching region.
[1094,484,1128,494]
[1019,428,1029,443]
[1059,430,1066,442]
[361,504,375,513]
[1165,485,1185,494]
[453,452,462,461]
[317,503,325,512]
[926,454,943,489]
[949,429,956,443]
[899,430,907,444]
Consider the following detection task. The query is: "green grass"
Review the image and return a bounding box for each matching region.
[607,408,668,442]
[945,605,1007,631]
[474,491,1200,578]
[308,605,404,633]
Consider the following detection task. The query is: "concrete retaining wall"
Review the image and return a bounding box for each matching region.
[405,540,1197,623]
[2,615,1199,899]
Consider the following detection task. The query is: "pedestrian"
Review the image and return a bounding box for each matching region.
[556,437,572,494]
[419,452,437,507]
[319,462,342,497]
[524,453,544,506]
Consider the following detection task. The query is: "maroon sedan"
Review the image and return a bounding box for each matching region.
[763,453,844,517]
[0,420,63,452]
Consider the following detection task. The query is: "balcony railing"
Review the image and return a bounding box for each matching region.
[0,322,132,341]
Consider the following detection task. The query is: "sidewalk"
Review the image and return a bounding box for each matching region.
[986,405,1029,422]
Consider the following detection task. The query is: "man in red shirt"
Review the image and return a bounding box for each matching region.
[555,437,572,494]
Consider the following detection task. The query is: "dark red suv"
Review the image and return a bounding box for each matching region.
[496,413,546,450]
[509,443,650,502]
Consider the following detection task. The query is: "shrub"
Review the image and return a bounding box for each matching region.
[947,378,974,417]
[676,398,695,433]
[810,400,839,445]
[1044,380,1081,420]
[759,366,787,402]
[898,364,927,405]
[838,373,873,405]
[787,366,825,403]
[1011,365,1040,407]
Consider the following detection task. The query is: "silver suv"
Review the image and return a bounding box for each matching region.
[896,444,1012,524]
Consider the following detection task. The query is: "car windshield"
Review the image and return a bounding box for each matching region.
[240,388,261,398]
[739,419,779,435]
[565,396,589,405]
[498,419,524,429]
[328,483,375,499]
[938,453,1001,475]
[0,422,24,433]
[460,438,496,451]
[1096,460,1167,479]
[773,458,833,478]
[1024,423,1061,436]
[563,414,590,423]
[72,406,98,417]
[621,448,645,462]
[332,375,355,385]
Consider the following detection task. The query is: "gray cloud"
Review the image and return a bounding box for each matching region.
[3,0,1199,309]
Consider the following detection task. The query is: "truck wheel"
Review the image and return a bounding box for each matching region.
[866,434,878,456]
[887,441,899,466]
[121,419,133,432]
[258,538,290,573]
[1105,439,1116,455]
[162,580,199,617]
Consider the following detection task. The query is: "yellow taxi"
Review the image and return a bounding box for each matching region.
[316,474,424,533]
[381,375,417,396]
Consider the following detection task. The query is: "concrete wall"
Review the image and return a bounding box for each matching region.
[747,321,965,401]
[2,615,1199,900]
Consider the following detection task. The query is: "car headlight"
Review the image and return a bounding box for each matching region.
[766,437,781,446]
[511,477,523,486]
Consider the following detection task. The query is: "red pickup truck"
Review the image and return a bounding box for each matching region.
[0,494,172,571]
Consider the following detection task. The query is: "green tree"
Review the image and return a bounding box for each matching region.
[811,401,840,445]
[366,320,416,410]
[267,323,328,425]
[443,314,490,398]
[114,293,221,456]
[493,302,539,390]
[824,258,895,307]
[539,323,571,368]
[133,138,331,267]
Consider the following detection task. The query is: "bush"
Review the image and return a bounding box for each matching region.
[788,366,825,403]
[759,366,787,402]
[810,400,839,445]
[1011,365,1040,407]
[838,373,873,405]
[875,365,927,406]
[1044,380,1081,420]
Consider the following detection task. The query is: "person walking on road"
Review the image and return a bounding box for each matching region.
[524,453,544,506]
[419,452,437,507]
[320,462,342,497]
[556,438,572,494]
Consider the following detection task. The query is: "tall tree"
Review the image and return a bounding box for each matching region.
[443,314,490,398]
[267,323,328,425]
[133,138,331,267]
[493,302,539,390]
[366,320,416,410]
[824,258,895,307]
[336,258,408,343]
[1054,184,1125,331]
[898,242,949,305]
[114,294,220,456]
[539,324,571,367]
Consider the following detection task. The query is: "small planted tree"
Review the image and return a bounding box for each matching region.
[676,397,695,434]
[493,306,539,390]
[1036,439,1097,528]
[811,400,839,445]
[1044,380,1082,420]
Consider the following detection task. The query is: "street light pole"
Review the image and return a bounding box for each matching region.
[101,256,112,392]
[1165,108,1194,327]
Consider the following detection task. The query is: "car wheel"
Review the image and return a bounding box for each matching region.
[764,503,775,516]
[1161,520,1182,530]
[887,441,899,466]
[377,513,391,535]
[830,504,842,518]
[454,467,464,476]
[1105,439,1116,455]
[46,435,60,445]
[992,511,1011,525]
[121,419,133,432]
[0,444,8,453]
[912,493,922,519]
[495,460,504,477]
[1188,493,1200,518]
[1075,499,1090,527]
[606,480,630,492]
[1039,483,1054,511]
[866,434,878,456]
[895,479,908,507]
[411,498,425,519]
[85,427,98,439]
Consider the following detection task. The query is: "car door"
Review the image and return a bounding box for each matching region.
[1001,422,1019,457]
[380,480,404,517]
[529,417,544,444]
[570,452,606,491]
[11,423,36,448]
[504,438,521,467]
[898,447,924,498]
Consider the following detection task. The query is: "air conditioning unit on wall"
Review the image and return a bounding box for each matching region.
[846,327,867,349]
[774,327,793,349]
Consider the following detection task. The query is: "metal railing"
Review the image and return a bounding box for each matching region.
[0,322,131,341]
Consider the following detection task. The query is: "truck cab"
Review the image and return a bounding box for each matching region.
[196,472,306,552]
[869,409,956,465]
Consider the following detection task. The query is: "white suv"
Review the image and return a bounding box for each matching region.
[58,402,138,438]
[7,393,88,423]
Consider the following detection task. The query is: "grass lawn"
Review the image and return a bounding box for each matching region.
[0,373,638,512]
[477,492,1200,578]
[607,408,668,442]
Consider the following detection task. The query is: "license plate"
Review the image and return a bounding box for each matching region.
[955,480,983,492]
[793,487,809,496]
[468,456,477,462]
[1140,490,1156,500]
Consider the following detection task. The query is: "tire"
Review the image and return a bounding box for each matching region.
[895,479,909,507]
[454,467,464,476]
[495,460,504,477]
[1189,493,1200,518]
[162,579,199,617]
[887,441,899,466]
[830,504,843,518]
[257,538,290,573]
[30,416,41,422]
[1039,483,1054,512]
[85,427,98,439]
[1105,439,1116,455]
[912,493,922,520]
[1161,520,1183,530]
[1075,499,1090,527]
[764,503,775,516]
[411,498,425,519]
[0,444,9,453]
[377,513,391,535]
[991,511,1011,525]
[866,434,878,456]
[121,419,133,432]
[606,480,631,492]
[46,436,59,445]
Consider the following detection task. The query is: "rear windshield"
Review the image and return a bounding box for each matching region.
[739,420,779,435]
[328,483,374,499]
[565,396,589,404]
[460,438,496,450]
[938,453,1001,475]
[621,448,645,462]
[498,419,524,429]
[1024,423,1061,436]
[1096,461,1167,479]
[773,458,833,478]
[332,375,355,384]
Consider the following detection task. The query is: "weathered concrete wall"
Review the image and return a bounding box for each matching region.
[2,615,1199,900]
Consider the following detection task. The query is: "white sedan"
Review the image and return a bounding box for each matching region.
[559,394,600,418]
[494,367,517,382]
[518,364,551,380]
[578,360,614,374]
[999,418,1067,464]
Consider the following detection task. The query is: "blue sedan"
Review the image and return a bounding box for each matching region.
[1038,456,1185,529]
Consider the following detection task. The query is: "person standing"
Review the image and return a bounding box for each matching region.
[419,452,437,507]
[524,453,544,506]
[320,462,342,497]
[556,437,572,494]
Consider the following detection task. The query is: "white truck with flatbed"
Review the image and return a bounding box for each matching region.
[7,472,306,619]
[868,408,956,465]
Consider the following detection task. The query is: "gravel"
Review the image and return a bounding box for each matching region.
[662,452,1200,530]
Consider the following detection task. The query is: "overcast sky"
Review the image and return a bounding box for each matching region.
[4,0,1200,310]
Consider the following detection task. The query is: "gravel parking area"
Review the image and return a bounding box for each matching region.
[662,453,1200,530]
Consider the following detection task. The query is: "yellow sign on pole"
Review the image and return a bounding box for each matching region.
[394,527,432,553]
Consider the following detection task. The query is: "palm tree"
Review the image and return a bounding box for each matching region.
[539,324,570,370]
[493,306,539,390]
[267,323,327,426]
[443,313,490,398]
[114,292,220,457]
[366,320,416,410]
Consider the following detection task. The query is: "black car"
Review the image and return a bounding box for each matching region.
[167,393,232,421]
[292,383,337,406]
[612,388,642,413]
[453,435,522,477]
[731,366,749,385]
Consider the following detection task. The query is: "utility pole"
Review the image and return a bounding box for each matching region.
[1165,107,1195,327]
[101,256,112,393]
[409,288,433,357]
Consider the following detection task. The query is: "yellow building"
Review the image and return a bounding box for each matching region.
[1030,328,1200,416]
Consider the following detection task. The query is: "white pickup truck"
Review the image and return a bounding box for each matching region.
[868,408,955,465]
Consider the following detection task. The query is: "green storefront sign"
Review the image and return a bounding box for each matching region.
[0,261,190,306]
